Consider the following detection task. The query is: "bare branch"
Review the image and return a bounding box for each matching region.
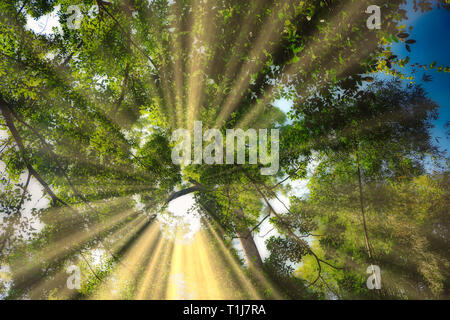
[166,185,203,203]
[16,171,31,213]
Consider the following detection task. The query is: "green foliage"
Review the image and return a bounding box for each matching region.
[0,0,448,299]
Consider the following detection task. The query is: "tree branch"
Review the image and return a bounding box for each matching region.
[0,97,66,206]
[113,63,129,114]
[240,167,343,287]
[16,171,31,213]
[15,0,29,18]
[166,185,203,203]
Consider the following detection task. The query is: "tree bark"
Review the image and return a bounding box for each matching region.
[237,230,264,269]
[355,152,374,260]
[166,185,203,203]
[235,209,264,269]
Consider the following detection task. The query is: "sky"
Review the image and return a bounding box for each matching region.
[384,2,450,155]
[275,3,450,156]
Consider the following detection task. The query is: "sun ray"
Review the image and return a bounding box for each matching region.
[11,206,140,282]
[15,212,151,299]
[185,0,216,130]
[236,0,371,128]
[214,0,295,128]
[90,219,161,299]
[134,233,166,299]
[202,218,264,299]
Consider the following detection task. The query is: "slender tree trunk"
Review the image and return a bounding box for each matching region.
[355,152,374,260]
[237,229,264,269]
[356,152,383,296]
[234,209,264,269]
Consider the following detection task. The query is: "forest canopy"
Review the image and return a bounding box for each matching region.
[0,0,449,300]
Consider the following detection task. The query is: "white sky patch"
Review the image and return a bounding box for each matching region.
[160,193,201,243]
[0,160,48,242]
[0,265,13,299]
[0,128,8,140]
[87,248,107,267]
[43,50,57,61]
[273,98,294,125]
[1,130,48,249]
[253,156,318,262]
[92,74,112,92]
[273,98,293,113]
[25,6,61,36]
[132,194,146,212]
[253,178,309,261]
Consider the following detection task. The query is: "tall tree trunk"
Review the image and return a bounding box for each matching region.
[356,152,383,296]
[237,229,264,269]
[355,152,374,260]
[235,209,264,269]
